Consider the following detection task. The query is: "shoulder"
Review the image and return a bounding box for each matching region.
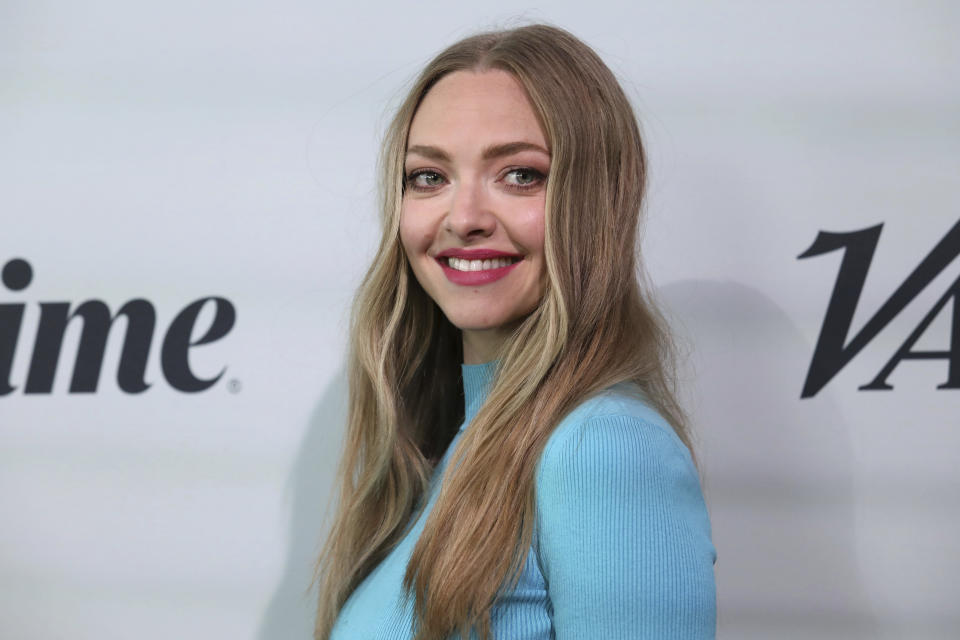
[533,382,714,568]
[536,382,696,484]
[530,384,717,637]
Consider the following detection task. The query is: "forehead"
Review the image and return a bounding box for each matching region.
[408,69,546,148]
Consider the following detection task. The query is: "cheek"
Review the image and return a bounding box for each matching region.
[398,205,440,297]
[521,199,547,294]
[399,201,441,254]
[515,198,546,254]
[398,205,425,258]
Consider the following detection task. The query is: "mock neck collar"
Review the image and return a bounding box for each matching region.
[460,360,497,431]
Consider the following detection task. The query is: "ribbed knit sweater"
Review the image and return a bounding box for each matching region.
[329,360,716,639]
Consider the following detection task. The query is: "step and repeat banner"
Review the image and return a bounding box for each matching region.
[2,2,957,639]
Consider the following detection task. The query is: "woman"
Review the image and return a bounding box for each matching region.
[314,23,716,640]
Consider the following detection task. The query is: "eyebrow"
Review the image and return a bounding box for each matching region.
[405,141,550,163]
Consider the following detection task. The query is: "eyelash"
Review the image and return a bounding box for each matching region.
[403,167,547,193]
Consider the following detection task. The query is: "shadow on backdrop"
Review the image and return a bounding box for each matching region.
[258,368,348,640]
[662,279,880,640]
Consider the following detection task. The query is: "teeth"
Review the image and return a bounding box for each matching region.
[447,257,518,272]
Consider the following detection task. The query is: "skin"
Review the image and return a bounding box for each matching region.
[400,69,549,364]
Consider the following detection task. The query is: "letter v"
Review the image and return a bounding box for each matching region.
[798,218,960,398]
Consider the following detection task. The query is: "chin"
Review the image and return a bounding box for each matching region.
[444,309,529,333]
[447,317,509,332]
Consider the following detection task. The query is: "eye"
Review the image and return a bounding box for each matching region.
[405,169,446,191]
[502,167,546,190]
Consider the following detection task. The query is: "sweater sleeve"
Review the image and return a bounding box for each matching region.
[534,413,716,639]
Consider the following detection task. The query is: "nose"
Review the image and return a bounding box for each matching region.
[444,178,495,240]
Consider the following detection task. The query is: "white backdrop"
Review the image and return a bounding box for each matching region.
[2,2,958,639]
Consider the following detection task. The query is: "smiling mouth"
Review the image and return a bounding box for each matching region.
[443,256,522,272]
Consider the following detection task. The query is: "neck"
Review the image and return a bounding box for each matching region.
[461,325,516,364]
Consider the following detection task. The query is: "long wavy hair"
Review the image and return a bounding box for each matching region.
[313,23,692,640]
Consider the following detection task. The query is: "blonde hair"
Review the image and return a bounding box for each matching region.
[314,23,691,640]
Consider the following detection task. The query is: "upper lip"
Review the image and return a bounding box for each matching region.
[435,248,522,260]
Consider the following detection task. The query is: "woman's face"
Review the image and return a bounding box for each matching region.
[399,69,549,363]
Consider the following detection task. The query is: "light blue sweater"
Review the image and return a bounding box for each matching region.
[329,361,716,639]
